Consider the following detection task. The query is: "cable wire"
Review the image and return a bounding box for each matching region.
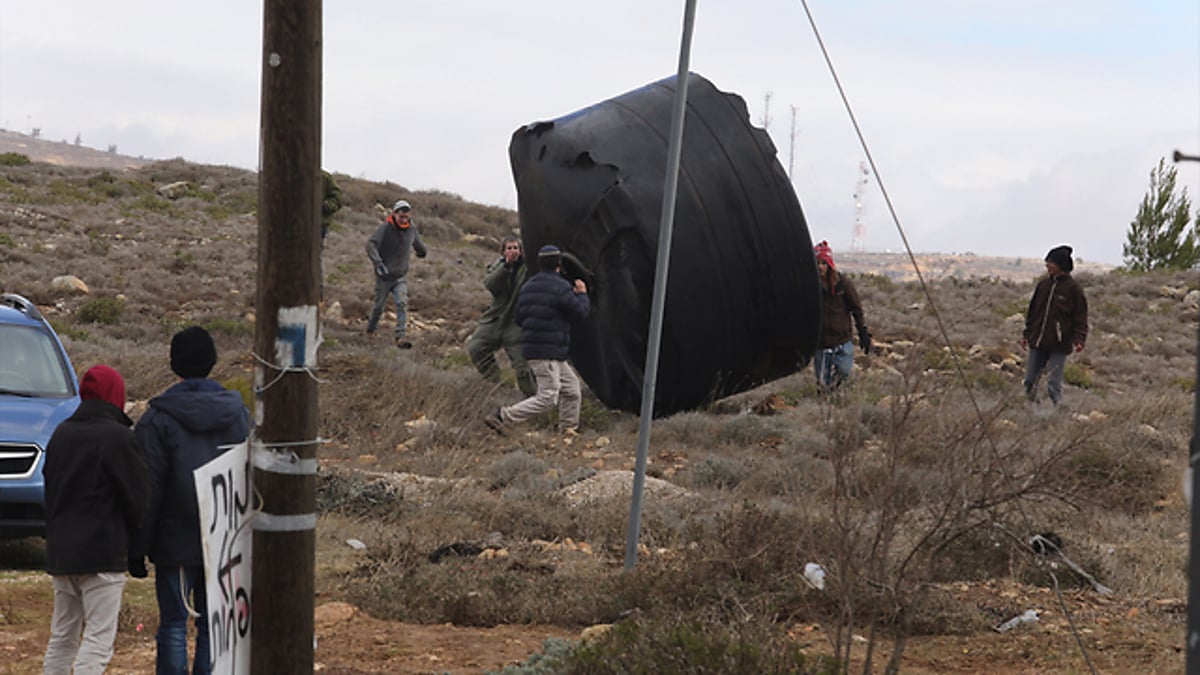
[799,1,1102,669]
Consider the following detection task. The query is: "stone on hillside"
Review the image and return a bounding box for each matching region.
[314,601,357,627]
[51,275,89,295]
[581,624,614,642]
[1160,285,1188,300]
[324,300,344,324]
[1183,290,1200,309]
[156,181,192,199]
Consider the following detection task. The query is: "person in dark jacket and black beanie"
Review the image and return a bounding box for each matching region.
[813,241,871,393]
[132,326,250,675]
[486,245,590,435]
[1023,245,1089,406]
[43,364,148,674]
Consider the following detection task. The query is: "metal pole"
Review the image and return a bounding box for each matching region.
[624,0,698,571]
[1177,148,1200,674]
[252,1,322,672]
[788,104,797,180]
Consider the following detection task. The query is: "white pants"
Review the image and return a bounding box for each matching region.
[44,572,127,675]
[500,359,582,431]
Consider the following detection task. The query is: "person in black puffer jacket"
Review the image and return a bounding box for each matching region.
[485,245,590,435]
[43,364,148,674]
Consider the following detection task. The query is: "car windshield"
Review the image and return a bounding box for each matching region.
[0,324,74,397]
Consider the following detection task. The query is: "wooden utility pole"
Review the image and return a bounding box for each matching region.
[252,1,322,673]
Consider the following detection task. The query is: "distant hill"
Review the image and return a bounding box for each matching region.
[0,129,151,171]
[836,250,1114,283]
[0,128,1116,280]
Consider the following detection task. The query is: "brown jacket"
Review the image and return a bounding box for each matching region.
[818,273,866,349]
[1024,273,1088,353]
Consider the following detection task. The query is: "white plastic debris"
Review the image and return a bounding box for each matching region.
[996,609,1039,632]
[345,538,366,550]
[802,562,826,590]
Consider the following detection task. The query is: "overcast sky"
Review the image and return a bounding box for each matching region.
[2,1,1197,265]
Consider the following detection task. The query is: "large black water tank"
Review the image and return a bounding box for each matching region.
[509,72,821,416]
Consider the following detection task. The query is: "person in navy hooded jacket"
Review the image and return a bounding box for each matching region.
[131,326,250,675]
[485,245,590,435]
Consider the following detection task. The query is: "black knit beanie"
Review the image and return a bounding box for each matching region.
[1045,245,1074,273]
[170,326,217,378]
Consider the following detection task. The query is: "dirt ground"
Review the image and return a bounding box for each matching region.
[0,558,1187,673]
[0,565,574,674]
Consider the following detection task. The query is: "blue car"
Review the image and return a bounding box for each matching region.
[0,293,79,538]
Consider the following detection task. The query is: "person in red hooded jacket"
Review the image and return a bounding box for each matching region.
[813,241,871,393]
[42,364,148,674]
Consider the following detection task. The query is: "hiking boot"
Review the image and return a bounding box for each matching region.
[395,338,413,349]
[483,408,506,435]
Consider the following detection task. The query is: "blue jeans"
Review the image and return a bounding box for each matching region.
[814,341,855,392]
[366,276,409,338]
[155,565,210,675]
[1024,347,1067,405]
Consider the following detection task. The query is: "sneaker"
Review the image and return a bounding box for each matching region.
[483,408,506,434]
[395,338,413,349]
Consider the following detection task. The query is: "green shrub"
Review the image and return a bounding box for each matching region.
[1066,442,1164,513]
[489,637,579,674]
[222,376,255,415]
[0,152,30,166]
[1063,363,1093,389]
[1170,376,1195,393]
[124,194,173,215]
[993,299,1025,317]
[204,316,254,338]
[0,233,14,248]
[77,296,125,325]
[169,250,196,273]
[48,320,90,342]
[685,455,751,490]
[579,397,614,432]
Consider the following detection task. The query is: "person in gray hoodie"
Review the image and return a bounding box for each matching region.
[131,326,250,675]
[365,199,427,348]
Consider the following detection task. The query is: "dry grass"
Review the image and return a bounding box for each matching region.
[2,158,1195,669]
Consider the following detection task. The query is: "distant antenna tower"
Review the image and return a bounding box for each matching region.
[851,161,869,252]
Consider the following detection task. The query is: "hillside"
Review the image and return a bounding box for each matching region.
[0,129,152,171]
[0,155,1195,673]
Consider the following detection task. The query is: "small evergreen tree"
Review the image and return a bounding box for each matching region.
[1122,157,1199,271]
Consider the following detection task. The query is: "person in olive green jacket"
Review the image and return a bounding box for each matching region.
[467,236,536,395]
[319,170,344,297]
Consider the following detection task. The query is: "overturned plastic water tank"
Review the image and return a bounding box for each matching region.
[509,72,821,416]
